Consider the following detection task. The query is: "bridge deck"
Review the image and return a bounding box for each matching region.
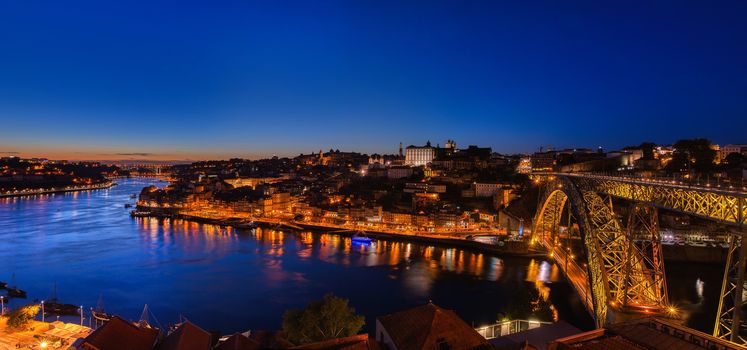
[540,173,747,226]
[540,237,593,314]
[554,173,747,197]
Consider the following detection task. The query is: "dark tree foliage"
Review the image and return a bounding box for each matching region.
[722,152,746,169]
[623,142,656,160]
[639,142,656,160]
[282,294,365,344]
[6,304,41,330]
[665,138,716,174]
[498,287,554,322]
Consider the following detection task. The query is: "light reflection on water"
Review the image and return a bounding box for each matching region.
[0,178,594,333]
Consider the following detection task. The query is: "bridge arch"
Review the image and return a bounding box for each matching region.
[533,177,666,327]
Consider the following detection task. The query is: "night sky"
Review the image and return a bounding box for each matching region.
[1,1,745,160]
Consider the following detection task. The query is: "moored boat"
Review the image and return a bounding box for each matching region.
[351,231,374,244]
[91,294,114,329]
[6,274,26,298]
[43,283,80,316]
[45,300,81,316]
[7,286,27,298]
[236,220,257,229]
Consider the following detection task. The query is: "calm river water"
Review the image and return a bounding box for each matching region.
[0,178,722,334]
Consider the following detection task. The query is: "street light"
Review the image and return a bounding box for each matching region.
[41,300,45,322]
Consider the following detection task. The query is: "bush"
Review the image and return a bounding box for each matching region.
[7,304,41,330]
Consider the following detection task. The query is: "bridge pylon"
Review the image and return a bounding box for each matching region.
[714,231,747,345]
[622,204,668,313]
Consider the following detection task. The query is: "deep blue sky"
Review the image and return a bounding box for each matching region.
[1,1,745,160]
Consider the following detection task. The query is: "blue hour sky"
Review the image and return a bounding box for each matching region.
[0,1,745,160]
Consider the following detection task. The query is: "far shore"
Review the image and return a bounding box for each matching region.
[0,181,116,198]
[133,209,544,259]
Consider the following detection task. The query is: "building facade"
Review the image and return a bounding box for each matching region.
[405,142,437,167]
[721,144,747,160]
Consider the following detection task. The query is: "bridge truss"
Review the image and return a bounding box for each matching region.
[534,173,747,345]
[534,176,668,327]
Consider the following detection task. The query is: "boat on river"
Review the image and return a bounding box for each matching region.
[236,220,257,229]
[91,308,113,322]
[351,231,374,244]
[45,300,81,315]
[44,283,80,316]
[124,203,133,208]
[7,286,26,298]
[91,294,114,329]
[6,274,26,298]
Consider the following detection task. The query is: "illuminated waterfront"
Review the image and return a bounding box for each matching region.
[0,178,721,333]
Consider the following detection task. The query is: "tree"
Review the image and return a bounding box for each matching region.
[6,304,41,330]
[282,294,365,344]
[624,142,656,160]
[499,287,555,322]
[666,138,716,174]
[723,152,746,169]
[639,142,656,160]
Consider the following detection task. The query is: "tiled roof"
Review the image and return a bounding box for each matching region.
[157,321,212,350]
[377,302,490,350]
[571,336,644,350]
[610,323,706,350]
[291,334,385,350]
[248,330,295,349]
[216,333,261,350]
[79,316,159,350]
[552,318,742,350]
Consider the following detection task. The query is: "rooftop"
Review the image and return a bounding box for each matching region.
[377,302,491,350]
[79,316,159,350]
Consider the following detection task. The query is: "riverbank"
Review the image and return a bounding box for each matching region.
[133,208,728,264]
[0,181,115,198]
[134,210,545,258]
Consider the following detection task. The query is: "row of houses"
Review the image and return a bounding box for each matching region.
[74,302,742,350]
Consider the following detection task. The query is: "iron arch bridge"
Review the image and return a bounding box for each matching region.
[532,173,747,345]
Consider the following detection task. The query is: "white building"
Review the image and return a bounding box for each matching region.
[721,144,747,160]
[405,141,437,167]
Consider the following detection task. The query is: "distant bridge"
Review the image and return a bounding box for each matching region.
[532,173,747,345]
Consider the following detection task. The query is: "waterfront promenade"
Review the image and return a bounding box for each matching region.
[134,207,538,257]
[0,181,115,198]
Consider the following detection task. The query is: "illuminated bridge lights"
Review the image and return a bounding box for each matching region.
[533,173,747,346]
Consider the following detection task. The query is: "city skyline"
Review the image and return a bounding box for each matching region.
[0,136,739,162]
[1,1,746,160]
[3,1,747,348]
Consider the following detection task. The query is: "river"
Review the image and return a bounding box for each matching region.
[0,178,721,334]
